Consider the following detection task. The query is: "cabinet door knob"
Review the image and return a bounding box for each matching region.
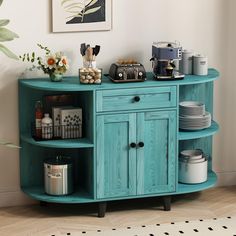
[138,142,144,148]
[130,142,137,148]
[134,96,140,102]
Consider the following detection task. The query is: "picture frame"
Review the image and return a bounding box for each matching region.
[52,0,112,32]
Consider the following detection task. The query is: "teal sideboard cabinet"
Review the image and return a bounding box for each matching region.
[19,68,219,217]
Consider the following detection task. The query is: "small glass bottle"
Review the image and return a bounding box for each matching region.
[42,113,53,139]
[35,101,43,139]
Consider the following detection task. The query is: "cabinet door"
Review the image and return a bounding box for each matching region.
[137,111,177,195]
[96,113,137,199]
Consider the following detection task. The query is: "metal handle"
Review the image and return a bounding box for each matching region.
[134,96,140,102]
[130,143,137,148]
[138,142,144,148]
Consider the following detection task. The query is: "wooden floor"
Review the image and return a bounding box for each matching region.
[0,186,235,236]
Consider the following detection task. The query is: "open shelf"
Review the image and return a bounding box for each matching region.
[178,120,219,140]
[176,171,217,195]
[22,186,95,203]
[21,134,94,149]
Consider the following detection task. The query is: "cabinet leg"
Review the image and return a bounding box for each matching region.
[163,196,171,211]
[98,202,107,218]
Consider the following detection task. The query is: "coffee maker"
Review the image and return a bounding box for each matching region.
[151,41,185,80]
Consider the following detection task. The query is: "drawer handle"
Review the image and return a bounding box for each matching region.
[134,96,140,102]
[138,142,145,148]
[130,143,137,148]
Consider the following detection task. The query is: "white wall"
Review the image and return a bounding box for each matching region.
[0,0,233,207]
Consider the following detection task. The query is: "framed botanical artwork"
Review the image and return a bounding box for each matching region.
[52,0,112,32]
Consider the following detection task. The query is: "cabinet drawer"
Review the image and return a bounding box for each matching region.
[96,86,177,112]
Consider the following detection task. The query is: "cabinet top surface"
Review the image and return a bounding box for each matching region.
[19,68,219,91]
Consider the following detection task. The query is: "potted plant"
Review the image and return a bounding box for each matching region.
[0,0,19,148]
[20,44,69,82]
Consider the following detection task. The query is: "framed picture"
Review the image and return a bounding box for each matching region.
[52,0,112,32]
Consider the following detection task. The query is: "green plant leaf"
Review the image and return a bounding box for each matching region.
[0,0,3,7]
[0,19,10,27]
[0,43,19,59]
[84,6,101,15]
[0,27,19,42]
[87,0,98,7]
[61,0,73,6]
[0,141,20,148]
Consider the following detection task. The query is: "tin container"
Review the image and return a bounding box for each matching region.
[44,156,73,196]
[193,54,208,75]
[179,50,194,75]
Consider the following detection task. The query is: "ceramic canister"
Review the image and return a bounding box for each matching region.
[193,54,208,75]
[179,50,194,75]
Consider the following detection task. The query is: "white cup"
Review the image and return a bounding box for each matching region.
[193,54,208,75]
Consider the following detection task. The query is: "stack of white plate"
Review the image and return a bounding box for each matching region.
[179,149,208,184]
[179,101,211,130]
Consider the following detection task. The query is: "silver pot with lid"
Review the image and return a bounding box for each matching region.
[44,156,74,196]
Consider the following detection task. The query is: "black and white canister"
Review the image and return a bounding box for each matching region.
[193,54,208,75]
[179,50,194,75]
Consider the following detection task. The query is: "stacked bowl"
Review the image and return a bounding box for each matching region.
[179,101,211,130]
[179,149,208,184]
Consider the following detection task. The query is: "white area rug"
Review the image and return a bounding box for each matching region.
[35,216,236,236]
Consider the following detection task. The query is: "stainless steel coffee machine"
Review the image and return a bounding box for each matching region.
[151,41,185,80]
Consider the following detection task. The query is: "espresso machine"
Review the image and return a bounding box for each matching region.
[151,41,185,80]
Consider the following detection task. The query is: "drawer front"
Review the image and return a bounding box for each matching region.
[96,86,177,112]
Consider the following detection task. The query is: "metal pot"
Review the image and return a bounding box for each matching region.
[44,156,73,196]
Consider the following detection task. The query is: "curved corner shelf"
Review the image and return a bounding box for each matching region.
[22,186,95,203]
[21,134,94,149]
[176,171,217,195]
[178,120,219,141]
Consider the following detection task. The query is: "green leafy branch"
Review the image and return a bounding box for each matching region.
[61,0,101,22]
[0,0,19,59]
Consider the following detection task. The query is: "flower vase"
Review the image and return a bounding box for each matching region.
[50,73,63,82]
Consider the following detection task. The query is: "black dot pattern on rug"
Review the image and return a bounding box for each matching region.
[142,225,146,227]
[222,226,228,229]
[149,234,154,236]
[67,233,71,235]
[213,218,217,220]
[82,232,86,234]
[171,222,175,224]
[112,228,116,230]
[164,232,169,235]
[193,229,199,232]
[227,216,231,219]
[97,230,101,232]
[185,221,189,223]
[199,219,203,221]
[179,231,184,234]
[127,226,131,229]
[156,224,160,226]
[208,227,213,231]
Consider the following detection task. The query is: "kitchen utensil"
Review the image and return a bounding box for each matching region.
[179,50,194,75]
[179,159,208,184]
[151,41,185,80]
[44,156,73,195]
[108,62,146,83]
[193,54,208,75]
[80,43,86,56]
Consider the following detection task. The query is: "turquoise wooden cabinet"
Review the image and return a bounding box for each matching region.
[18,68,219,217]
[96,110,177,199]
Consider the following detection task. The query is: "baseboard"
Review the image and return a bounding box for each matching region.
[216,171,236,186]
[0,190,36,207]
